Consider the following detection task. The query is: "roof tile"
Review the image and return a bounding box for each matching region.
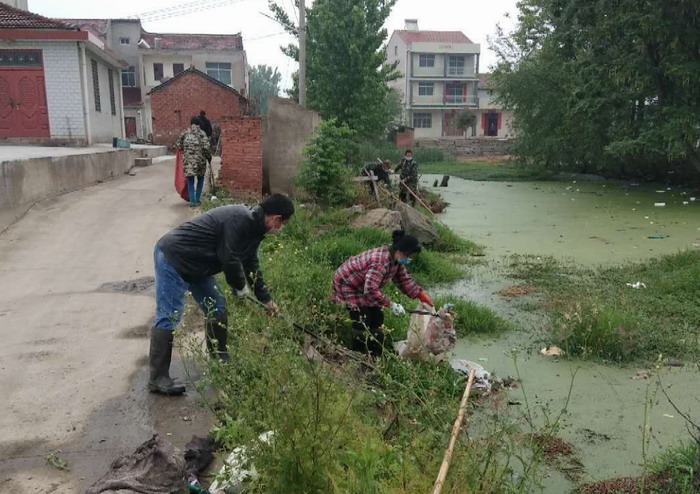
[0,4,74,30]
[396,30,473,44]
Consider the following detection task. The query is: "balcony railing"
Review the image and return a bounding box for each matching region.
[411,94,478,107]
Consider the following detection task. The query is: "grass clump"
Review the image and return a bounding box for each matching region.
[421,160,554,182]
[509,251,700,362]
[649,441,699,494]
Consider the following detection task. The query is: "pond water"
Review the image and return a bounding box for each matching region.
[424,175,700,490]
[424,175,700,265]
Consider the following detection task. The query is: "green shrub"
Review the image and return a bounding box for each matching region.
[553,303,646,361]
[296,120,359,206]
[650,441,699,494]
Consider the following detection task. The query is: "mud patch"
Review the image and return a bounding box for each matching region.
[120,324,151,340]
[528,434,585,481]
[98,277,155,295]
[2,438,45,458]
[497,284,537,297]
[29,337,63,346]
[579,428,612,445]
[577,473,673,494]
[16,350,54,362]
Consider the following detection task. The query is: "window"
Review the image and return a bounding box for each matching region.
[445,83,465,103]
[418,54,435,68]
[153,63,164,82]
[205,62,232,85]
[121,66,136,87]
[447,56,465,76]
[173,63,185,76]
[394,46,397,56]
[418,82,434,96]
[91,59,101,112]
[119,37,130,45]
[413,112,432,128]
[108,68,116,115]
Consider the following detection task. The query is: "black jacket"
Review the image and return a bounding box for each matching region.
[197,115,213,137]
[157,205,271,302]
[362,163,391,187]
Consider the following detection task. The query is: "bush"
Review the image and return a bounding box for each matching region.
[296,120,359,206]
[553,303,645,361]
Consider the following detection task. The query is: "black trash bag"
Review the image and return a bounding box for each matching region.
[184,436,215,482]
[86,434,186,494]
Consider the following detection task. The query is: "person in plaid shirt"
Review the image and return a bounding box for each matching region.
[332,230,434,356]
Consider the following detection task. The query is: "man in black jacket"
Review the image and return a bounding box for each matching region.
[149,194,294,395]
[196,110,213,138]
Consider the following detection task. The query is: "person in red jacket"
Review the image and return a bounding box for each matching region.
[331,230,434,356]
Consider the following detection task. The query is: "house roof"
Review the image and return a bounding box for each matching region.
[62,19,110,41]
[395,30,472,44]
[0,4,76,30]
[147,67,245,100]
[140,31,243,51]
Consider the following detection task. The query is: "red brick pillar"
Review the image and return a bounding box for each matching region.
[219,116,263,198]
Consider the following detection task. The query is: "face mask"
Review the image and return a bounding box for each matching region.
[268,217,284,235]
[397,257,412,265]
[405,157,412,162]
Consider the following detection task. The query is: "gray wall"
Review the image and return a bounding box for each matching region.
[0,149,132,226]
[262,97,321,194]
[416,136,515,156]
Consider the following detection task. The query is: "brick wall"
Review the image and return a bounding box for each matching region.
[219,117,263,198]
[395,128,415,150]
[416,137,515,157]
[150,71,242,146]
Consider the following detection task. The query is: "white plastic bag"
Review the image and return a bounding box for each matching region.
[398,302,456,360]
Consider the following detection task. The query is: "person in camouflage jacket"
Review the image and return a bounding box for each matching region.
[176,117,211,207]
[395,149,418,206]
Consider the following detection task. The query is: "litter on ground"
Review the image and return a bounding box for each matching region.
[540,346,563,357]
[626,281,647,289]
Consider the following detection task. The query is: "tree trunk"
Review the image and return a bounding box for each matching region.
[684,142,700,175]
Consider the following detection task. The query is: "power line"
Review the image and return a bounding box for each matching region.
[243,31,287,42]
[135,0,253,23]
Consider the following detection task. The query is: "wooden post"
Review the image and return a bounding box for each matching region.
[431,369,476,494]
[400,180,448,227]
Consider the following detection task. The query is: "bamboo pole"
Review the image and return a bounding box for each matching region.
[430,369,476,494]
[400,180,449,227]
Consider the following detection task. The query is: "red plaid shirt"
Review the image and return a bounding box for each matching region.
[331,246,423,308]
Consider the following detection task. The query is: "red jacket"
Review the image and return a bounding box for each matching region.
[331,246,422,308]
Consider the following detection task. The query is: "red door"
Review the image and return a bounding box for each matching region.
[0,50,50,139]
[125,117,137,138]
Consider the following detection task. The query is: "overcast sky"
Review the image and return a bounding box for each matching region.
[30,0,518,90]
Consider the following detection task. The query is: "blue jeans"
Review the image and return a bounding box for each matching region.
[186,176,204,205]
[153,246,226,331]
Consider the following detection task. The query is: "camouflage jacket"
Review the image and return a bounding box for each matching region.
[395,158,418,184]
[176,125,211,177]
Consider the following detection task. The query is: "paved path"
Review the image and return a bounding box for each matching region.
[0,159,211,493]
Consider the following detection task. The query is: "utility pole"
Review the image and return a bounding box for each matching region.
[298,0,306,106]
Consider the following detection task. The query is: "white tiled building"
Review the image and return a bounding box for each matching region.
[0,5,126,145]
[386,20,514,139]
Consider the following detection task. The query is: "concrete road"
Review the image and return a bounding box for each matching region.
[0,158,212,493]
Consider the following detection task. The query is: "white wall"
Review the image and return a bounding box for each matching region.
[411,110,442,138]
[86,53,124,143]
[8,42,87,140]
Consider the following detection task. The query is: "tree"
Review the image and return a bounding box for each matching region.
[248,65,282,115]
[492,0,700,177]
[457,112,476,137]
[268,0,399,139]
[296,119,359,205]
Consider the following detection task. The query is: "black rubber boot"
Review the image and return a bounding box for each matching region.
[205,314,230,361]
[148,329,186,395]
